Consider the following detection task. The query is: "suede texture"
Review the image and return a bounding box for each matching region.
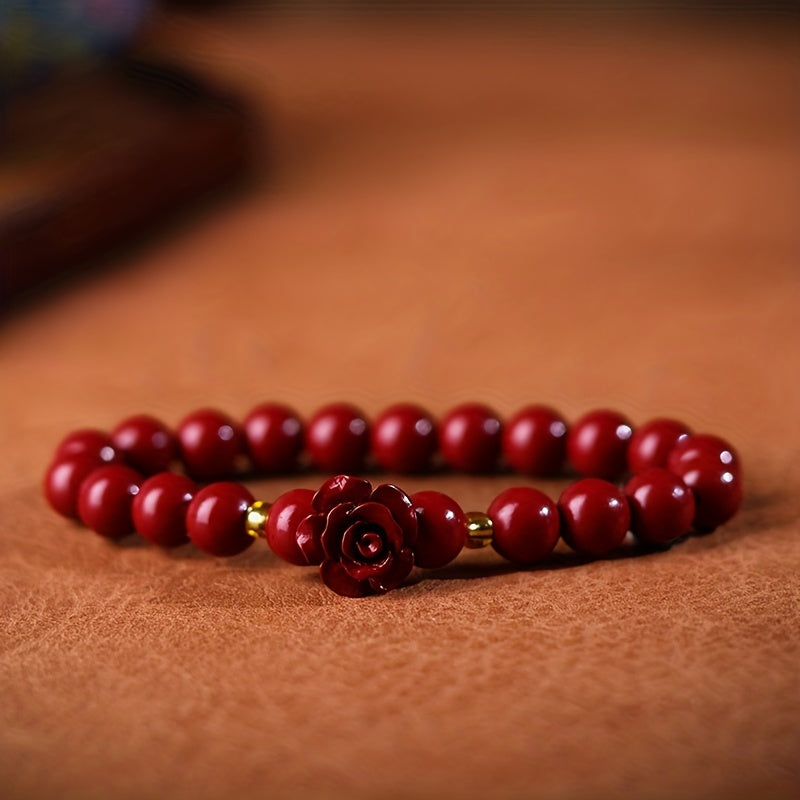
[1,12,798,800]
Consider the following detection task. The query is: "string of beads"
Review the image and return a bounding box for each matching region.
[43,402,743,597]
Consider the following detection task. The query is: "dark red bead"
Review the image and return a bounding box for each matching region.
[56,429,119,464]
[624,468,695,546]
[243,403,304,474]
[177,408,244,480]
[131,473,196,548]
[306,403,369,473]
[372,403,437,473]
[411,490,467,569]
[674,463,743,533]
[266,488,319,566]
[667,434,741,478]
[111,414,177,475]
[502,405,567,476]
[440,403,502,473]
[43,455,103,518]
[488,487,560,565]
[567,409,633,480]
[558,478,631,557]
[185,482,255,557]
[77,464,143,539]
[627,418,691,474]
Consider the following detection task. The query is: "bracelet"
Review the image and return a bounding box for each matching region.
[43,402,743,597]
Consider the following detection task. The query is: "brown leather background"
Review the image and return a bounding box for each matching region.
[1,10,799,800]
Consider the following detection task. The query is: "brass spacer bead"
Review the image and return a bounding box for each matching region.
[465,511,493,549]
[245,500,271,539]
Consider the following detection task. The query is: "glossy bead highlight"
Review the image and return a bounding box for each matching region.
[177,409,244,480]
[43,455,103,518]
[306,403,370,473]
[111,414,176,475]
[667,434,741,478]
[624,468,695,546]
[567,409,633,480]
[132,473,196,548]
[674,464,743,533]
[266,488,319,566]
[411,490,467,569]
[372,403,437,473]
[502,405,567,476]
[440,403,502,473]
[56,429,119,464]
[488,487,560,564]
[186,482,255,557]
[558,478,630,557]
[243,403,304,474]
[627,418,691,473]
[77,464,143,539]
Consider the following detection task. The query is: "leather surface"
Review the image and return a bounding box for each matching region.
[1,11,798,800]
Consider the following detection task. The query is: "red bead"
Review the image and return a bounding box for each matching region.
[440,403,502,473]
[243,403,304,474]
[43,455,103,518]
[502,405,567,475]
[567,409,633,480]
[56,429,119,464]
[186,482,255,557]
[111,414,177,475]
[266,488,319,566]
[131,473,196,548]
[306,403,369,473]
[673,463,743,533]
[177,408,244,480]
[558,478,630,557]
[624,468,695,546]
[488,487,560,564]
[627,418,691,473]
[372,403,437,473]
[667,434,741,478]
[77,464,143,539]
[411,490,467,569]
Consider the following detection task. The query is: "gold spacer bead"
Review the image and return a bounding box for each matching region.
[245,500,271,539]
[465,511,493,549]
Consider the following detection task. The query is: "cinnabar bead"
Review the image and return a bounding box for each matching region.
[667,434,741,478]
[558,478,630,557]
[266,488,318,566]
[440,403,502,473]
[111,414,177,475]
[411,490,467,569]
[77,464,143,539]
[567,409,633,480]
[243,403,304,474]
[186,482,255,557]
[177,409,244,480]
[502,405,567,476]
[674,464,743,533]
[306,403,369,473]
[627,418,691,474]
[43,455,103,518]
[56,429,119,464]
[488,487,560,564]
[624,468,695,546]
[372,403,437,473]
[132,473,196,548]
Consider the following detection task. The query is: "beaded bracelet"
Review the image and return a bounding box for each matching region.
[43,403,743,597]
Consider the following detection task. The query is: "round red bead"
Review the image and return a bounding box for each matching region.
[372,403,437,473]
[411,490,467,569]
[667,434,741,478]
[43,455,103,518]
[77,464,143,539]
[502,405,567,476]
[243,403,304,474]
[558,478,631,557]
[132,473,196,548]
[177,409,244,480]
[567,409,633,480]
[627,418,691,474]
[111,414,176,475]
[56,429,119,464]
[185,482,255,557]
[674,463,743,533]
[488,487,560,564]
[306,403,369,473]
[266,488,318,566]
[624,468,695,546]
[440,403,502,473]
